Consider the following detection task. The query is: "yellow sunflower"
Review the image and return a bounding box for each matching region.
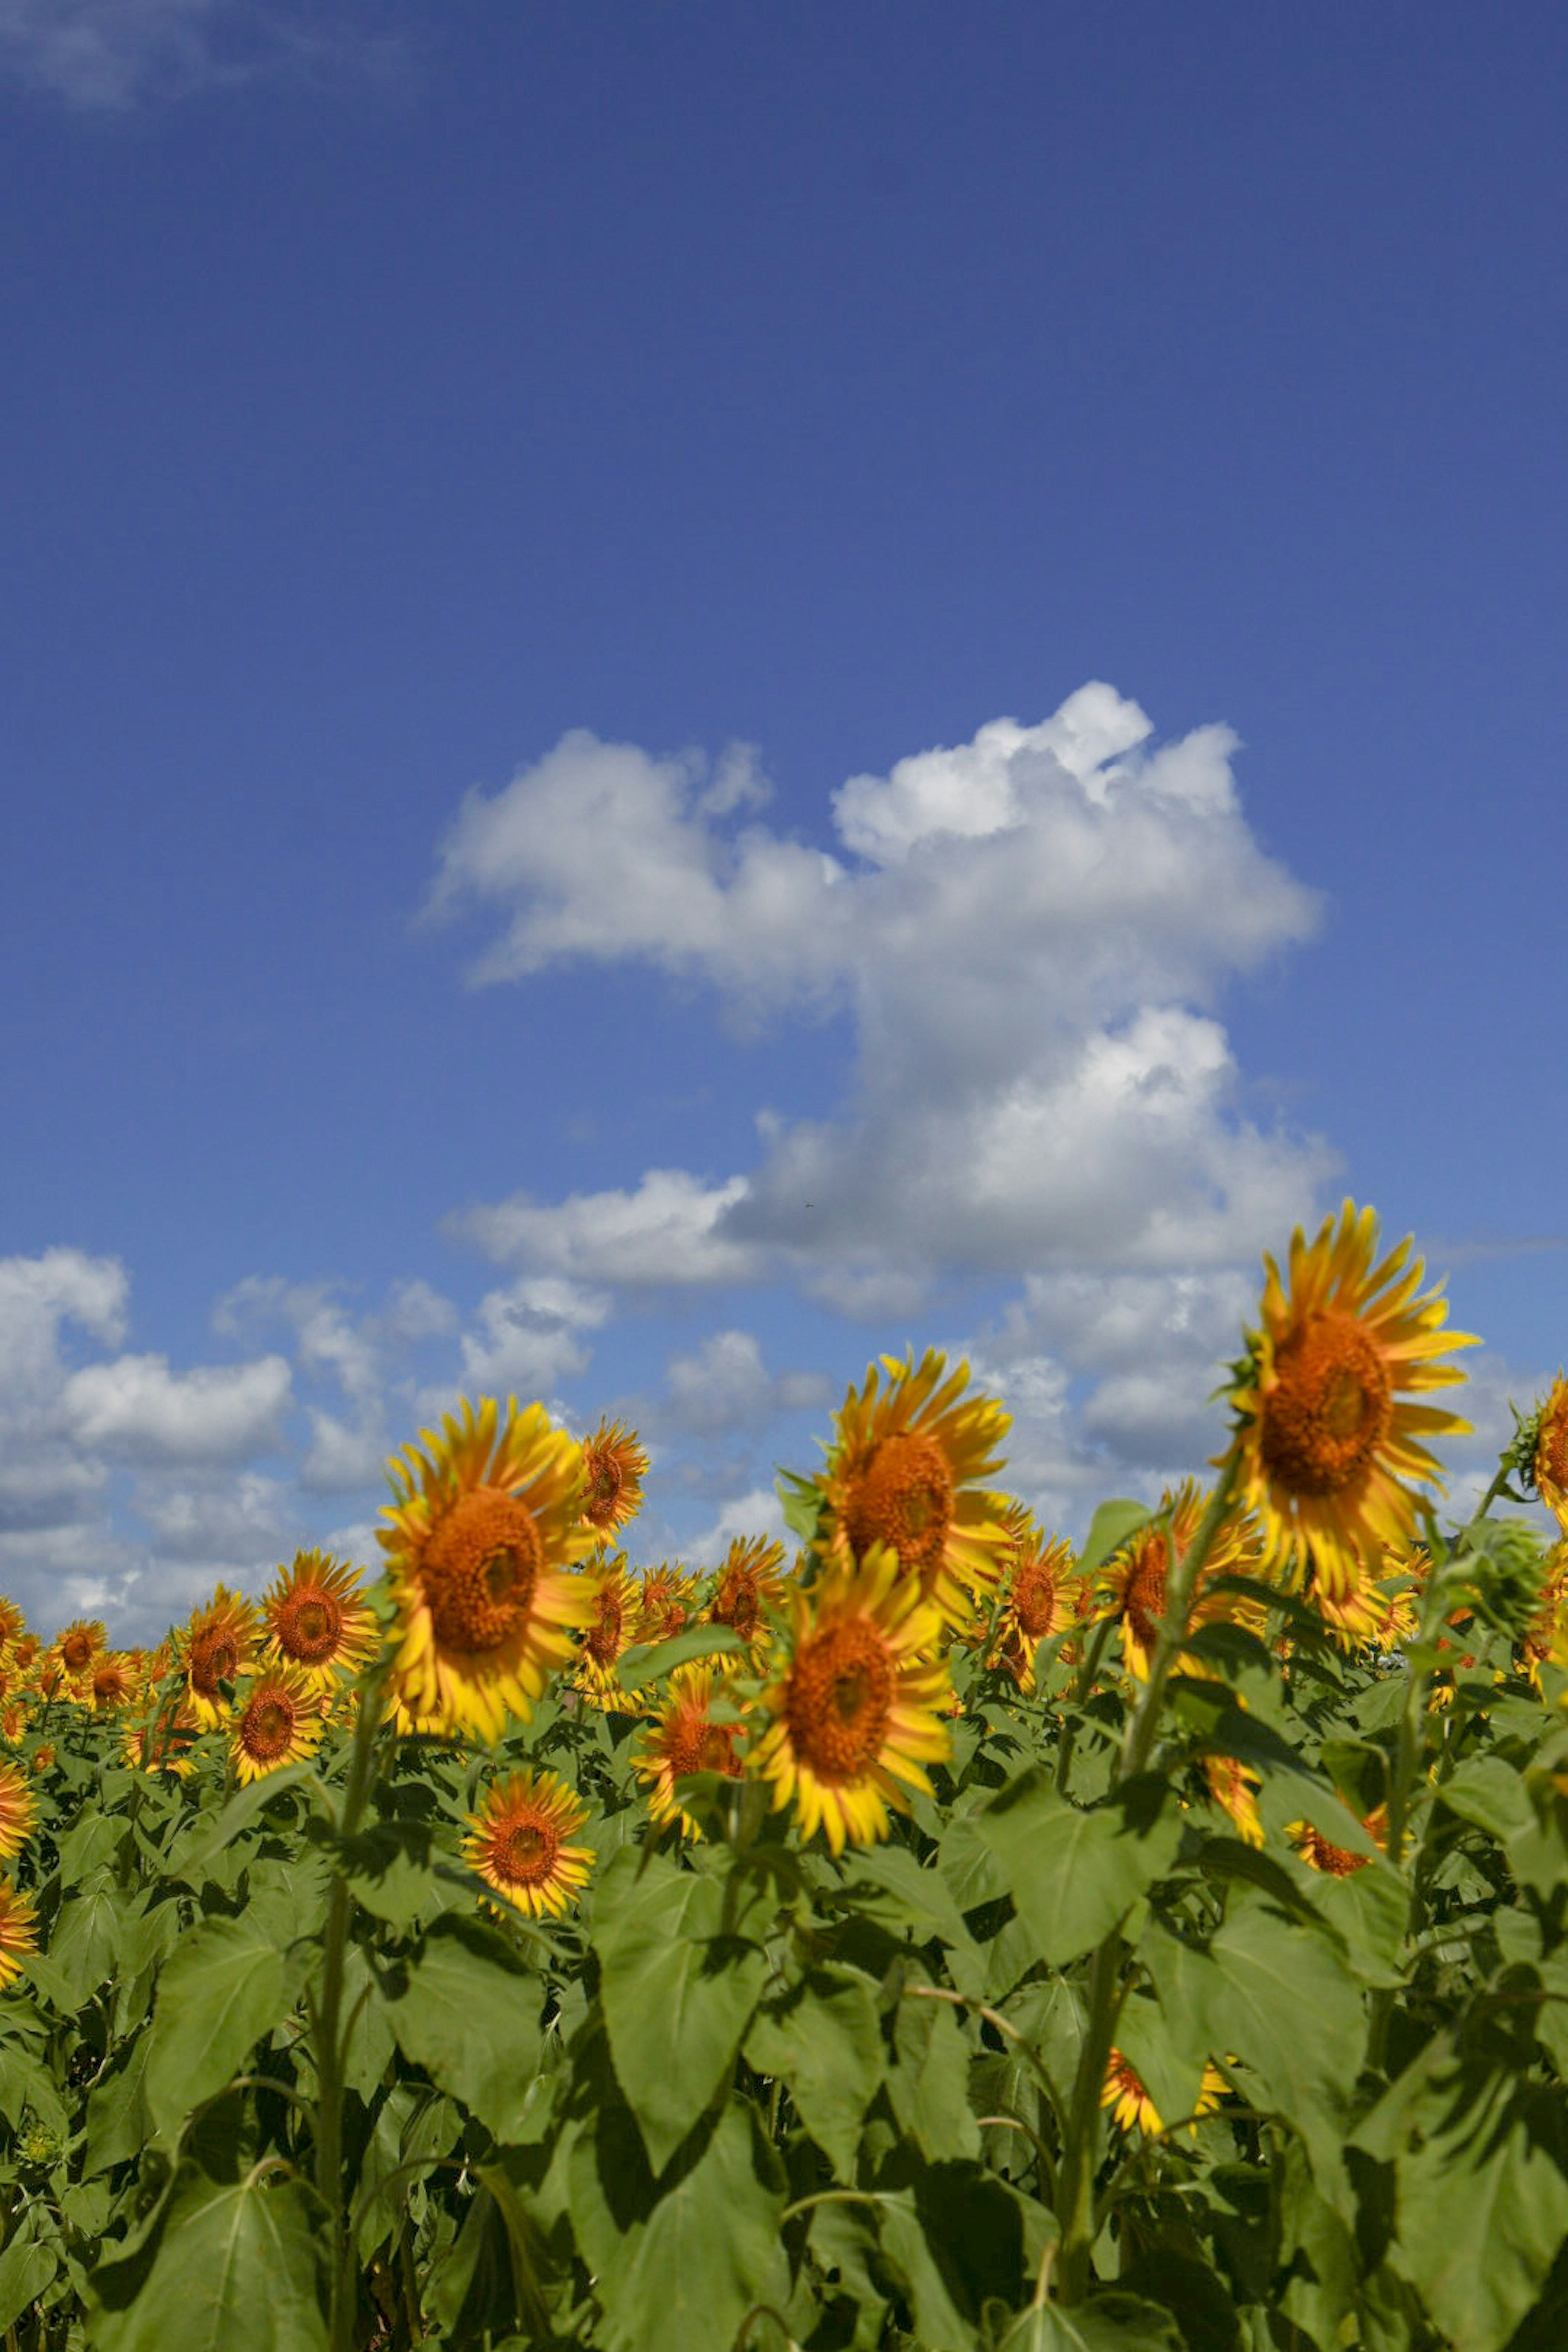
[573,1556,637,1703]
[707,1535,788,1666]
[1225,1201,1475,1601]
[0,1702,26,1746]
[51,1619,107,1684]
[122,1709,199,1777]
[1532,1375,1568,1529]
[816,1350,1011,1626]
[0,1877,38,1989]
[578,1417,648,1544]
[0,1598,27,1653]
[261,1550,379,1692]
[1291,1805,1387,1876]
[462,1768,594,1920]
[1310,1545,1420,1655]
[1098,1481,1261,1681]
[176,1586,261,1728]
[1102,2049,1227,2136]
[1525,1538,1568,1688]
[987,1513,1078,1693]
[749,1541,952,1856]
[379,1396,597,1743]
[230,1666,326,1786]
[1202,1754,1263,1848]
[28,1746,53,1777]
[635,1563,700,1644]
[89,1655,137,1713]
[633,1663,747,1835]
[0,1763,36,1859]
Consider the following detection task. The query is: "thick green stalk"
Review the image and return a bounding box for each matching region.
[1120,1453,1242,1784]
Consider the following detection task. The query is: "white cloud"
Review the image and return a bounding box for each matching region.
[60,1352,292,1463]
[662,1328,831,1437]
[0,0,402,110]
[410,1277,610,1420]
[0,1247,129,1405]
[685,1485,791,1568]
[448,1169,757,1288]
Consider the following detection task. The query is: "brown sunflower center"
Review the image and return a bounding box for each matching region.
[666,1702,742,1780]
[585,1590,624,1668]
[1260,1313,1394,1497]
[843,1432,954,1578]
[420,1487,542,1655]
[714,1569,760,1642]
[584,1448,623,1527]
[242,1694,297,1762]
[61,1632,95,1672]
[786,1619,896,1784]
[189,1629,241,1697]
[495,1815,558,1886]
[1012,1555,1057,1639]
[1538,1410,1568,1496]
[278,1590,342,1664]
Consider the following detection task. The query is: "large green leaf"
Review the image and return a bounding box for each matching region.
[86,2163,329,2352]
[47,1866,124,2004]
[1076,1501,1154,1584]
[1398,2074,1568,2352]
[165,1763,321,1883]
[875,2165,1032,2352]
[0,2207,62,2335]
[592,1849,766,2173]
[996,2294,1184,2350]
[977,1771,1182,1966]
[889,1982,981,2162]
[143,1914,296,2139]
[383,1912,544,2142]
[745,1965,884,2182]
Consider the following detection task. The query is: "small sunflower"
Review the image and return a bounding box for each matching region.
[633,1663,746,1835]
[1225,1201,1476,1601]
[28,1746,53,1776]
[1291,1805,1387,1876]
[1310,1547,1420,1655]
[817,1350,1011,1626]
[1525,1538,1568,1687]
[1202,1754,1264,1848]
[0,1877,38,1989]
[462,1768,594,1920]
[122,1707,199,1777]
[0,1763,36,1859]
[749,1541,952,1856]
[51,1619,107,1688]
[1098,1482,1260,1682]
[635,1563,700,1644]
[231,1666,326,1786]
[707,1535,788,1665]
[379,1397,597,1744]
[987,1513,1078,1693]
[574,1556,637,1702]
[89,1655,136,1713]
[578,1417,648,1544]
[176,1586,261,1728]
[0,1598,27,1653]
[1,1700,27,1745]
[1102,2049,1227,2136]
[262,1550,379,1691]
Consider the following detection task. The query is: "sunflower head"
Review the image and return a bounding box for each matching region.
[0,1877,38,1989]
[462,1768,594,1920]
[262,1550,379,1690]
[0,1763,36,1860]
[635,1563,700,1645]
[988,1515,1078,1692]
[578,1417,648,1544]
[1521,1375,1568,1527]
[707,1535,788,1663]
[1291,1804,1387,1876]
[633,1662,747,1836]
[573,1557,637,1702]
[176,1587,261,1727]
[89,1656,136,1713]
[379,1397,597,1742]
[1098,1482,1261,1682]
[52,1619,107,1682]
[1102,2051,1162,2136]
[231,1666,326,1786]
[1225,1201,1476,1600]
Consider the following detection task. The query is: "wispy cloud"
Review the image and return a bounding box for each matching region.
[0,0,405,112]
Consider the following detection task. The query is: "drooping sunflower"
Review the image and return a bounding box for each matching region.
[987,1512,1079,1693]
[635,1563,700,1644]
[633,1663,747,1835]
[0,1763,36,1859]
[1531,1375,1568,1530]
[261,1550,379,1692]
[573,1556,637,1703]
[176,1587,261,1728]
[0,1877,38,1989]
[51,1619,107,1683]
[707,1535,789,1666]
[229,1666,326,1786]
[1224,1201,1476,1601]
[577,1417,649,1545]
[379,1397,597,1743]
[749,1541,952,1856]
[1098,1482,1261,1682]
[815,1351,1012,1628]
[462,1768,594,1920]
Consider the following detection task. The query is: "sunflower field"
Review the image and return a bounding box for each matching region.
[6,1200,1568,2350]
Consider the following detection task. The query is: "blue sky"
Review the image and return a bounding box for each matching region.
[3,0,1565,1644]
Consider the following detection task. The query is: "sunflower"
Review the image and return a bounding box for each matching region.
[89,1655,137,1713]
[1291,1805,1387,1876]
[635,1563,699,1644]
[634,1663,746,1835]
[1529,1374,1568,1529]
[1310,1547,1420,1655]
[573,1556,637,1703]
[0,1763,36,1859]
[1102,2049,1227,2136]
[816,1350,1011,1627]
[262,1550,379,1692]
[176,1586,261,1728]
[1202,1754,1263,1848]
[122,1707,199,1777]
[50,1619,107,1688]
[230,1666,326,1786]
[707,1535,788,1666]
[578,1417,648,1544]
[1225,1201,1475,1601]
[462,1768,594,1920]
[28,1746,53,1776]
[0,1598,26,1653]
[749,1541,952,1856]
[987,1512,1078,1693]
[379,1396,597,1743]
[1,1702,26,1746]
[1098,1481,1261,1682]
[1525,1539,1568,1688]
[0,1878,38,1989]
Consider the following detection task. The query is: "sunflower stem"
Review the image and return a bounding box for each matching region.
[1118,1454,1242,1785]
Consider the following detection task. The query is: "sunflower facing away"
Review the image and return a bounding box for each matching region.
[0,1877,38,1989]
[262,1550,379,1692]
[577,1417,648,1545]
[750,1541,952,1855]
[379,1397,597,1743]
[1225,1200,1476,1601]
[817,1350,1011,1627]
[463,1768,594,1920]
[231,1666,326,1786]
[176,1587,261,1728]
[634,1662,746,1835]
[635,1563,699,1644]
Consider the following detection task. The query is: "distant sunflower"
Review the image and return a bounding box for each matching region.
[0,1878,38,1989]
[122,1708,198,1777]
[1532,1375,1568,1529]
[578,1417,648,1544]
[1102,2048,1227,2137]
[1098,1482,1260,1681]
[463,1768,593,1920]
[231,1666,326,1786]
[1292,1805,1387,1876]
[379,1397,597,1743]
[635,1563,699,1644]
[52,1619,106,1682]
[0,1763,36,1859]
[262,1550,379,1692]
[1225,1201,1476,1601]
[988,1513,1078,1693]
[176,1587,261,1728]
[1310,1547,1420,1655]
[574,1556,637,1702]
[1524,1538,1568,1688]
[28,1746,53,1777]
[89,1655,136,1713]
[707,1535,788,1665]
[634,1663,746,1835]
[750,1541,951,1856]
[817,1351,1011,1626]
[0,1598,25,1653]
[0,1701,26,1745]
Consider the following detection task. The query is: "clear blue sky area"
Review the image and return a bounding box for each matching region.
[3,1,1564,1641]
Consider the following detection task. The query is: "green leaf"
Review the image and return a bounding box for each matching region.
[776,1464,824,1545]
[86,2163,330,2352]
[876,2165,1032,2351]
[1398,2075,1568,2352]
[592,1849,766,2173]
[383,1912,544,2141]
[83,2034,154,2177]
[0,2207,61,2335]
[996,2293,1184,2350]
[1436,1753,1536,1842]
[977,1770,1183,1966]
[889,1983,981,2162]
[165,1763,320,1883]
[615,1621,746,1692]
[46,1866,123,2002]
[143,1914,294,2140]
[745,1964,883,2181]
[1076,1501,1154,1584]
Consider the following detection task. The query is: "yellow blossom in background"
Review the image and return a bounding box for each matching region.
[987,1512,1078,1693]
[633,1662,746,1835]
[0,1598,26,1653]
[706,1535,788,1667]
[817,1350,1011,1628]
[1291,1805,1388,1875]
[0,1877,38,1989]
[1098,1481,1261,1682]
[89,1655,137,1713]
[1203,1754,1264,1847]
[577,1416,648,1545]
[231,1666,327,1785]
[463,1768,593,1920]
[1532,1375,1568,1530]
[380,1396,596,1743]
[1225,1201,1475,1601]
[635,1563,699,1644]
[262,1550,378,1692]
[574,1556,637,1703]
[750,1541,951,1856]
[0,1763,36,1859]
[122,1709,198,1777]
[176,1586,261,1728]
